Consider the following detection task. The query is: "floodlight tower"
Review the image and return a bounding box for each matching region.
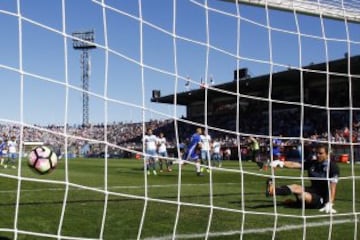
[72,30,96,126]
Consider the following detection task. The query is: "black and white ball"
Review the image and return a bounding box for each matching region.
[28,146,58,174]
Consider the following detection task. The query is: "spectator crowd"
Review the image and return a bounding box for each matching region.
[0,110,359,162]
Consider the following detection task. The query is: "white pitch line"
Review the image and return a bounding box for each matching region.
[143,218,356,240]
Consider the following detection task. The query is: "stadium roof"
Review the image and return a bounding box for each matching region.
[151,55,360,106]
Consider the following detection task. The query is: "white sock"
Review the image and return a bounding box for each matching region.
[196,162,200,173]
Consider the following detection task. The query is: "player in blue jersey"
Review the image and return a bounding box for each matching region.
[184,127,203,176]
[0,139,6,166]
[272,136,283,161]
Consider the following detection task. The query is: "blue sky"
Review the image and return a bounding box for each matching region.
[0,0,359,126]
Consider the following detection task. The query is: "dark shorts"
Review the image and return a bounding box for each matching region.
[304,187,325,209]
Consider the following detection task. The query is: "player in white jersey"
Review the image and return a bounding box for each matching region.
[157,132,171,172]
[200,130,212,172]
[4,136,17,169]
[211,138,222,167]
[143,128,158,175]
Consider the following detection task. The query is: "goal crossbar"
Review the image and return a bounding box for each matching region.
[224,0,360,23]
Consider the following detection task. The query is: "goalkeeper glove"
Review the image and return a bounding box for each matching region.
[270,160,284,168]
[319,202,337,214]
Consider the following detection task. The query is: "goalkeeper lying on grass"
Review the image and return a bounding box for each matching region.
[266,144,339,214]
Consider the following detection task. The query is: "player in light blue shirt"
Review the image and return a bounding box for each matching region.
[143,128,158,175]
[4,136,17,169]
[212,139,222,167]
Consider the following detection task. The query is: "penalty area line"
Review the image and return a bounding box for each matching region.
[143,218,356,240]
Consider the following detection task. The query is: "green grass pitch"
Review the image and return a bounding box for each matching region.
[0,158,359,240]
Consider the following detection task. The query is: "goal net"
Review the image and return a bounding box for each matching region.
[0,0,359,239]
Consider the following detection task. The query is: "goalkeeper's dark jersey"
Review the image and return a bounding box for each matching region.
[304,160,340,203]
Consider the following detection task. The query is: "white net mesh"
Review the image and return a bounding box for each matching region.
[0,0,359,239]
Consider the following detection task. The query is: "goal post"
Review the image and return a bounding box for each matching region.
[224,0,360,23]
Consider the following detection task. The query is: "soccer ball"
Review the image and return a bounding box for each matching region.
[28,146,58,174]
